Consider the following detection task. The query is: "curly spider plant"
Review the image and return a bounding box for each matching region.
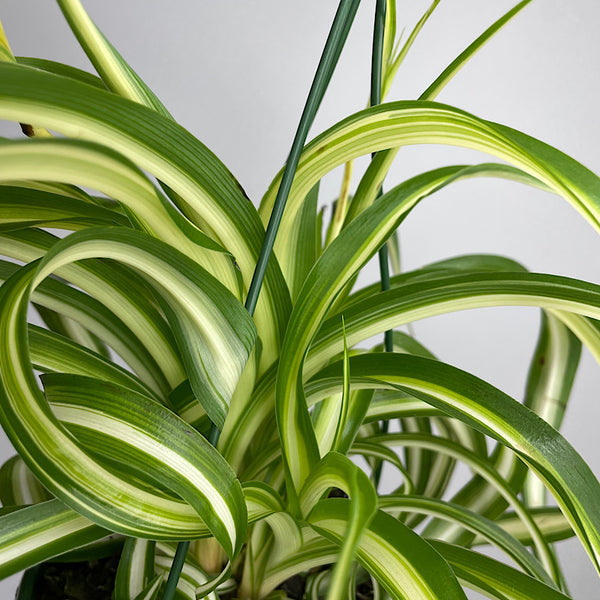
[0,1,599,599]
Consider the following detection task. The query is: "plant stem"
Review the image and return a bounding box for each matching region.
[371,0,393,356]
[162,541,190,600]
[370,0,386,109]
[244,0,362,317]
[371,0,392,491]
[377,243,394,352]
[162,424,220,600]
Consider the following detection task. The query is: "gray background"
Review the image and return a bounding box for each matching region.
[1,0,600,597]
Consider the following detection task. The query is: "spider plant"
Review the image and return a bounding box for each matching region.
[0,1,599,599]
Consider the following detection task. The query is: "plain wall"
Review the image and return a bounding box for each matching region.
[1,1,599,597]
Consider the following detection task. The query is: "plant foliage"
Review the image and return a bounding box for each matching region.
[0,1,599,599]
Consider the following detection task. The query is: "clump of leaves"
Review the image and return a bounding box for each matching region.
[0,1,599,600]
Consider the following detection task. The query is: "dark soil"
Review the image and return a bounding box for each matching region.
[277,574,306,600]
[355,580,374,600]
[33,555,119,600]
[23,547,371,600]
[327,488,348,499]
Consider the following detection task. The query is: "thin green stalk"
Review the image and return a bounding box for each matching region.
[370,0,386,109]
[163,427,221,600]
[161,541,190,600]
[382,0,443,99]
[371,0,392,352]
[377,244,394,352]
[163,425,221,600]
[244,0,362,316]
[163,3,362,597]
[371,0,391,490]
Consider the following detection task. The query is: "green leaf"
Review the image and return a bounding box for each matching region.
[243,482,286,523]
[341,435,415,494]
[312,319,352,456]
[115,538,157,600]
[310,271,600,374]
[51,535,125,563]
[28,324,158,400]
[426,309,581,543]
[0,232,254,554]
[0,178,103,204]
[420,0,535,101]
[258,527,338,598]
[34,303,112,360]
[377,495,555,586]
[381,0,442,99]
[472,508,574,547]
[333,319,351,453]
[0,60,291,371]
[523,313,582,506]
[16,56,106,89]
[313,353,600,576]
[329,0,537,249]
[422,442,527,547]
[0,184,127,231]
[339,252,531,310]
[41,373,246,556]
[308,500,467,600]
[299,452,379,600]
[329,388,375,457]
[350,434,557,582]
[56,0,171,116]
[15,227,256,426]
[154,545,218,600]
[224,256,597,488]
[0,138,238,292]
[133,574,165,600]
[218,361,280,472]
[261,99,600,284]
[0,243,176,397]
[276,164,555,496]
[430,541,571,600]
[288,183,321,300]
[1,482,284,581]
[0,455,52,506]
[0,500,109,579]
